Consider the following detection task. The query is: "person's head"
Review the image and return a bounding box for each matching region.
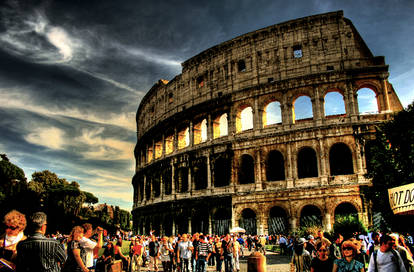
[107,242,113,248]
[225,234,231,241]
[162,236,168,243]
[3,210,26,236]
[372,232,380,244]
[29,212,47,234]
[82,223,93,238]
[379,234,394,252]
[349,238,362,254]
[317,230,324,239]
[341,240,357,258]
[182,234,188,241]
[316,241,329,259]
[307,235,314,241]
[70,226,84,241]
[151,235,156,241]
[199,235,205,242]
[389,234,399,249]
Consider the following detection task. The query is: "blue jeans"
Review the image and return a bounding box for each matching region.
[215,254,223,272]
[223,254,233,272]
[180,258,191,272]
[196,257,207,272]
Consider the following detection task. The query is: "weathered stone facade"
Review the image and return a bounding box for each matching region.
[132,11,403,235]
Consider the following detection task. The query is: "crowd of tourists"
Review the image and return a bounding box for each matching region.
[1,209,414,272]
[284,230,414,272]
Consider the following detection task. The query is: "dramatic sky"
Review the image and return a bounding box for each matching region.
[1,0,413,211]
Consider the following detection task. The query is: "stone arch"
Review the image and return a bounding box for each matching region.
[293,95,313,123]
[193,157,207,190]
[324,89,346,117]
[334,202,359,220]
[175,167,189,193]
[213,113,228,138]
[265,150,285,181]
[297,147,318,178]
[263,100,282,127]
[268,206,289,234]
[238,154,255,184]
[178,126,190,149]
[194,118,208,145]
[329,142,354,175]
[239,208,257,235]
[356,84,379,114]
[299,204,323,227]
[236,105,253,133]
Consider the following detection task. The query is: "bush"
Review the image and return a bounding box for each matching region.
[295,225,322,238]
[333,215,367,240]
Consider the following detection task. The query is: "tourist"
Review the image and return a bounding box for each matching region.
[96,242,114,272]
[390,233,413,272]
[232,235,241,272]
[290,237,311,272]
[306,235,317,258]
[332,240,364,272]
[80,223,103,271]
[330,233,343,260]
[130,237,144,272]
[220,234,234,272]
[15,212,66,272]
[195,234,211,272]
[310,241,333,272]
[279,235,288,256]
[367,234,406,272]
[0,210,27,267]
[367,232,380,256]
[63,226,89,272]
[213,236,223,272]
[159,236,173,272]
[177,234,193,272]
[148,235,159,272]
[114,239,130,270]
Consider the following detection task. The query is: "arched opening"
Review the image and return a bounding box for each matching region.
[139,178,144,201]
[329,143,354,175]
[193,158,207,190]
[266,150,285,181]
[213,113,228,138]
[192,211,209,234]
[357,87,378,114]
[297,147,318,178]
[239,208,257,235]
[324,91,346,117]
[293,95,313,122]
[236,106,253,133]
[175,167,188,193]
[176,214,188,235]
[334,202,358,220]
[147,145,153,163]
[238,154,255,184]
[213,208,231,235]
[300,205,322,227]
[152,174,160,197]
[165,134,174,154]
[263,101,282,126]
[162,167,172,195]
[194,119,208,145]
[213,157,231,187]
[145,177,151,200]
[163,216,173,236]
[268,206,288,235]
[178,127,190,149]
[155,140,162,159]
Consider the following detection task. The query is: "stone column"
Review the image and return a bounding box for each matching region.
[172,217,176,235]
[318,135,329,185]
[255,150,263,191]
[289,217,297,233]
[174,127,178,151]
[171,161,176,195]
[286,142,294,188]
[189,121,194,147]
[253,96,262,130]
[160,172,164,199]
[381,79,391,112]
[324,213,332,231]
[188,217,192,234]
[207,114,213,141]
[188,166,193,194]
[208,212,213,235]
[207,154,212,189]
[312,86,324,125]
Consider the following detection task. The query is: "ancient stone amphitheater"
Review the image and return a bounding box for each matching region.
[132,10,402,236]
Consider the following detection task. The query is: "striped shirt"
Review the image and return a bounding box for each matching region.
[196,242,211,257]
[15,232,67,272]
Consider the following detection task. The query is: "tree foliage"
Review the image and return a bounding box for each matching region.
[0,155,131,233]
[364,101,414,230]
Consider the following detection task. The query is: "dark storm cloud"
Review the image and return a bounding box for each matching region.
[1,0,413,210]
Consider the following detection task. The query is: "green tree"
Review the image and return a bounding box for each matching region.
[364,101,414,230]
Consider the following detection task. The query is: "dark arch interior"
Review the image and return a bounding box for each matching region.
[239,154,255,184]
[297,147,318,178]
[330,143,354,175]
[335,202,358,218]
[300,205,322,227]
[214,157,231,187]
[240,208,257,235]
[266,150,285,181]
[268,206,288,234]
[213,208,231,235]
[194,158,208,190]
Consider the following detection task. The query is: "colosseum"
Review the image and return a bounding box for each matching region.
[132,10,403,236]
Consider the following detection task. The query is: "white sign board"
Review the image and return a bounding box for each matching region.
[388,183,414,215]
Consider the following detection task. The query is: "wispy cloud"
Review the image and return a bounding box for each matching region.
[25,127,66,150]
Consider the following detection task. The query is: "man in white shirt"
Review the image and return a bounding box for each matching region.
[80,223,103,271]
[367,234,406,272]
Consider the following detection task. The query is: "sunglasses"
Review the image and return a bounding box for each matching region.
[343,247,353,251]
[6,226,18,230]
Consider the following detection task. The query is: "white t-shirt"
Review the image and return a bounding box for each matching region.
[178,240,193,259]
[80,236,97,268]
[368,249,407,272]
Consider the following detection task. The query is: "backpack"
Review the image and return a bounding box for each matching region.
[373,249,400,272]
